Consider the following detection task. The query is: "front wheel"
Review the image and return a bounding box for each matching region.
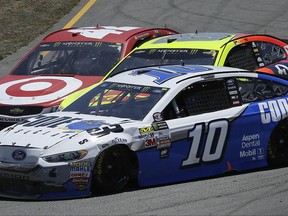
[92,146,132,194]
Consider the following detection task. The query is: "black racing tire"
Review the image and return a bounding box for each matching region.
[92,145,132,194]
[268,121,288,166]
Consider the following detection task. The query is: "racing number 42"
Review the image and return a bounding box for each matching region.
[181,120,229,168]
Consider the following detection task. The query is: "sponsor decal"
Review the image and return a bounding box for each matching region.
[153,112,163,122]
[75,184,88,191]
[228,90,238,95]
[160,148,169,158]
[0,77,82,105]
[239,148,264,159]
[69,162,91,178]
[258,98,288,124]
[138,132,154,139]
[108,137,128,145]
[139,126,154,135]
[0,172,30,180]
[152,121,169,131]
[226,79,235,85]
[145,138,157,148]
[242,134,260,148]
[20,115,82,128]
[0,118,25,122]
[72,177,89,183]
[157,136,172,149]
[101,143,110,149]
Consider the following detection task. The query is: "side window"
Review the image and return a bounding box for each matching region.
[162,80,231,120]
[224,43,259,70]
[272,82,288,96]
[255,42,286,65]
[235,77,288,103]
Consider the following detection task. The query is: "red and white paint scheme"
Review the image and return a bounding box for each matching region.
[0,26,178,128]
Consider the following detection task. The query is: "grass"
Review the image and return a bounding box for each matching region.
[0,0,80,60]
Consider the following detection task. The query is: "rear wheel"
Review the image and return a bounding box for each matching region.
[92,146,132,194]
[268,120,288,165]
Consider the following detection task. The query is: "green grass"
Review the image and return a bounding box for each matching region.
[0,0,80,60]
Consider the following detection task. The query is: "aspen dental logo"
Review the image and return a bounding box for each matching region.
[241,134,260,148]
[258,98,288,124]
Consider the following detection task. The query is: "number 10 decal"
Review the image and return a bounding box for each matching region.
[181,120,229,168]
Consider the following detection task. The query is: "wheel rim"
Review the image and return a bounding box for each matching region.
[92,147,130,193]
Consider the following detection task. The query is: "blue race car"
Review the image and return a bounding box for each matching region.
[0,65,288,199]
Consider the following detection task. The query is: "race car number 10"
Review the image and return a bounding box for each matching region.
[181,120,229,167]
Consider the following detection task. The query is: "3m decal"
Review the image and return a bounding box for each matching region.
[181,120,229,168]
[145,138,157,148]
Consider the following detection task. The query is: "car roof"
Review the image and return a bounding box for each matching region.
[106,65,251,88]
[41,26,178,43]
[135,32,251,50]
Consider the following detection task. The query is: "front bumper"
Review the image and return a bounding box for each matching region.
[0,161,92,200]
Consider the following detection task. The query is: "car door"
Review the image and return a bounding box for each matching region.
[137,74,288,187]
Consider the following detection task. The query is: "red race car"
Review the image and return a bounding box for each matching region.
[0,26,178,128]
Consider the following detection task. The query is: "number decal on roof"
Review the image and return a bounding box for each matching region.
[132,66,211,84]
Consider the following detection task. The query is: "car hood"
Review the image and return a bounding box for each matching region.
[0,111,143,150]
[0,75,101,106]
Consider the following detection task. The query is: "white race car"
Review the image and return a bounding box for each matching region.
[1,65,288,199]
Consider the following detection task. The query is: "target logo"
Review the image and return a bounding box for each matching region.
[0,77,83,105]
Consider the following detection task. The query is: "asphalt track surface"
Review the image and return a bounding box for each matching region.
[1,0,288,215]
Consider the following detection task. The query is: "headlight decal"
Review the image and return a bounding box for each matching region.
[42,150,88,163]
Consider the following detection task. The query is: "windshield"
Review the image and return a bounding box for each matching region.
[12,42,122,76]
[111,48,218,75]
[64,82,169,120]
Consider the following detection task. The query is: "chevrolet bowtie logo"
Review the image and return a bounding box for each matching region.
[10,108,24,115]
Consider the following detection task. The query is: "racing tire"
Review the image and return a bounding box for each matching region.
[92,145,132,194]
[268,121,288,166]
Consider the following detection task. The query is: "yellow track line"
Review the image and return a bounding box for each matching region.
[63,0,97,29]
